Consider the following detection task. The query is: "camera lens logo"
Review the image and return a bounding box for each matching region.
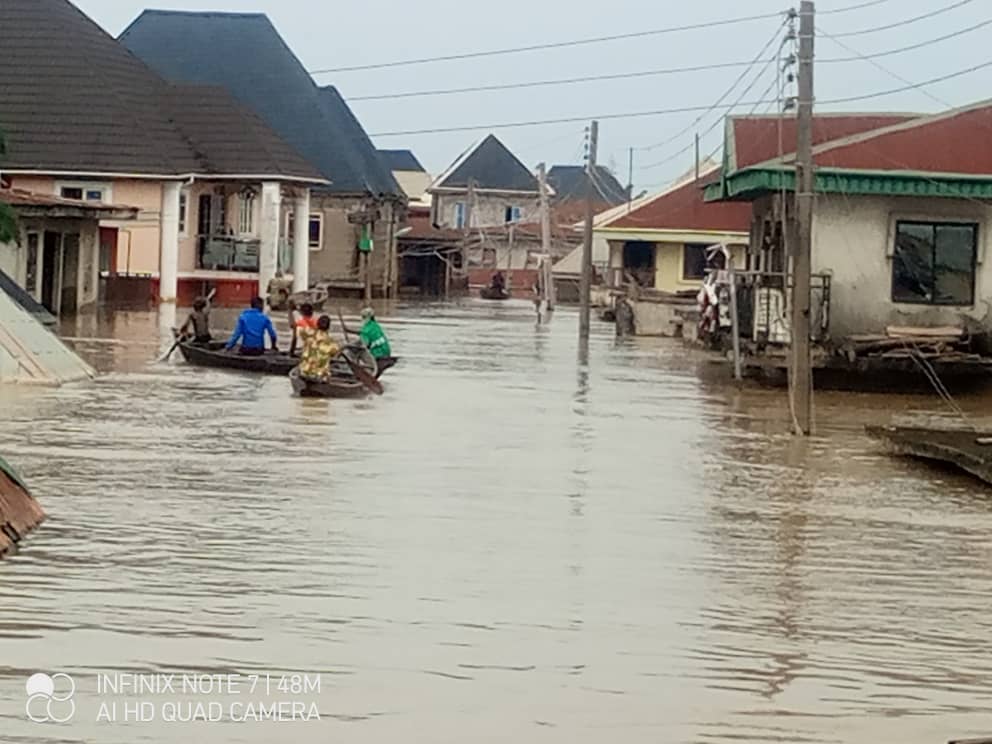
[25,673,76,724]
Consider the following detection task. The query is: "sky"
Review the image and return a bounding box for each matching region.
[76,0,989,194]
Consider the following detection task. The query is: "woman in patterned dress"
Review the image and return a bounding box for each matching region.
[298,315,340,382]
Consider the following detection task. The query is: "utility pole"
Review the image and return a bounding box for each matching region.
[464,178,475,293]
[792,0,815,435]
[537,162,554,312]
[627,147,634,213]
[694,132,700,181]
[579,121,599,343]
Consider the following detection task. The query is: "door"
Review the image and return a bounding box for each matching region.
[197,194,213,268]
[41,232,60,313]
[60,233,80,314]
[99,227,118,275]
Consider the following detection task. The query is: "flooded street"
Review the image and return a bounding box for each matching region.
[1,300,992,743]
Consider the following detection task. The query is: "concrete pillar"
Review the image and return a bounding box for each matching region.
[292,190,310,293]
[259,182,281,301]
[159,181,182,302]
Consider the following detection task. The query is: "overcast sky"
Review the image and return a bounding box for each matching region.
[76,0,987,193]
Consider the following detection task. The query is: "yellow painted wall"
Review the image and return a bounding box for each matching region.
[654,242,746,292]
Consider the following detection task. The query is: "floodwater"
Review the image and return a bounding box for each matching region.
[1,299,992,744]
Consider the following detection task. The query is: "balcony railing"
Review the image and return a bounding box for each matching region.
[197,235,260,272]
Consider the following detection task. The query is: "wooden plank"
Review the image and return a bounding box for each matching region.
[0,465,45,557]
[887,325,965,338]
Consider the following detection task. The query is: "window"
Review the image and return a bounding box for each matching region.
[892,220,977,306]
[682,244,710,280]
[454,202,467,229]
[178,190,189,235]
[287,213,324,251]
[60,187,83,200]
[308,214,323,250]
[85,189,104,202]
[238,191,256,234]
[505,205,522,223]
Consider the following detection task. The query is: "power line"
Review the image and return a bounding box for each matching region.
[638,19,788,153]
[820,0,894,12]
[830,0,975,37]
[817,25,951,107]
[370,58,992,137]
[309,10,787,74]
[348,19,992,102]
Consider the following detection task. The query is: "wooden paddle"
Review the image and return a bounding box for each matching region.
[161,288,217,362]
[334,309,382,395]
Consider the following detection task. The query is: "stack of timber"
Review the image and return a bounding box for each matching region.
[867,425,992,486]
[840,326,981,365]
[0,456,45,557]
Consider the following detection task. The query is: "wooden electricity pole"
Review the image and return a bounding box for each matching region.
[579,120,599,343]
[792,0,815,435]
[537,162,554,312]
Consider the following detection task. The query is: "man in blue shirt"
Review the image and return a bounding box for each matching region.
[226,297,278,356]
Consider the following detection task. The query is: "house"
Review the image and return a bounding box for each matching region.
[705,104,992,340]
[547,164,628,217]
[120,11,407,298]
[0,188,137,316]
[587,166,751,335]
[379,150,433,209]
[0,0,327,308]
[430,135,548,289]
[430,135,542,229]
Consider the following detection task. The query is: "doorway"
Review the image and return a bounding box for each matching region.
[41,232,60,313]
[622,241,656,288]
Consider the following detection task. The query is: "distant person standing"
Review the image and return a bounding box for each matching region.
[226,297,278,356]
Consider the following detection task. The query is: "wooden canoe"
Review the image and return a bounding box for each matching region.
[0,456,45,558]
[480,287,510,300]
[289,366,370,398]
[866,425,992,486]
[178,340,299,375]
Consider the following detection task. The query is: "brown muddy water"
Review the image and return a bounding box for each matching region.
[1,299,992,743]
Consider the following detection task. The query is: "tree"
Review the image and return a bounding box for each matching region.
[0,129,18,244]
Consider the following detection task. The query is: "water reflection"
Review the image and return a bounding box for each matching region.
[0,301,991,743]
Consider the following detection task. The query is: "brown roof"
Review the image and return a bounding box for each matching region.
[399,212,463,242]
[0,0,199,175]
[1,187,131,209]
[603,171,751,233]
[729,113,919,171]
[807,103,992,175]
[161,85,324,181]
[0,188,139,219]
[0,0,325,183]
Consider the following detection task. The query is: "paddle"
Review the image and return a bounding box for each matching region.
[161,288,217,362]
[334,309,382,395]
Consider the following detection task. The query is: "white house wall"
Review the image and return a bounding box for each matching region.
[811,193,992,338]
[434,192,539,229]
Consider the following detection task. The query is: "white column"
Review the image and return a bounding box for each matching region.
[159,181,182,302]
[292,190,311,293]
[259,181,281,301]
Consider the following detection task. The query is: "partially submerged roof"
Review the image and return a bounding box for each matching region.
[0,0,200,176]
[120,10,401,196]
[379,150,426,173]
[708,100,992,202]
[431,135,540,194]
[0,268,56,326]
[548,165,627,205]
[600,166,750,235]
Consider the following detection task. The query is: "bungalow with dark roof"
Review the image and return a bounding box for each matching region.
[706,103,992,341]
[0,0,327,308]
[121,11,408,299]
